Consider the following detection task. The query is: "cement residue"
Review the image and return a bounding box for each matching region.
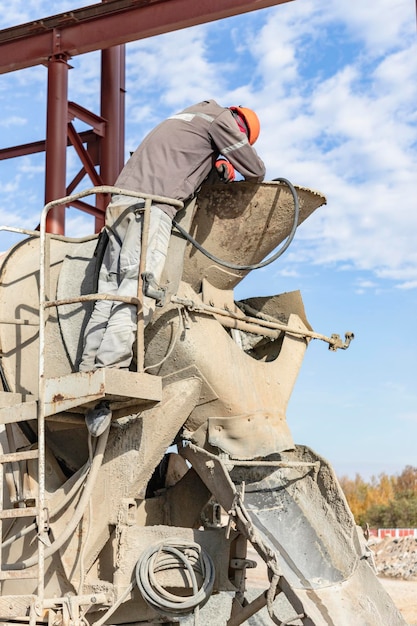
[370,536,417,580]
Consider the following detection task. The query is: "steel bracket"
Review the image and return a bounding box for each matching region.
[142,271,166,307]
[230,558,257,570]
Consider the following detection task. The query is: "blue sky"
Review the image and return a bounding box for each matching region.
[0,0,416,479]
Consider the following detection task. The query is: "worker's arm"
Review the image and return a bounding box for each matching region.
[210,111,266,182]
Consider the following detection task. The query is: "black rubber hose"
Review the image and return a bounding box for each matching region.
[172,177,299,271]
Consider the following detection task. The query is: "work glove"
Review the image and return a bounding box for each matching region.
[215,158,235,183]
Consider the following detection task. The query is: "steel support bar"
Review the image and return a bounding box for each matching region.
[227,591,268,626]
[118,47,126,174]
[101,46,124,186]
[45,56,69,234]
[67,123,103,187]
[67,169,89,195]
[0,131,97,161]
[70,199,104,219]
[98,44,126,230]
[0,0,294,74]
[68,101,106,136]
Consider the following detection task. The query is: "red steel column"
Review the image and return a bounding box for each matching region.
[99,44,126,231]
[119,44,126,174]
[45,55,69,234]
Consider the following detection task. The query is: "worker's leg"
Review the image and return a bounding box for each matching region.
[140,206,173,325]
[78,229,121,372]
[94,206,172,369]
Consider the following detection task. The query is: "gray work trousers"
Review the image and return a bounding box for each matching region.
[79,198,172,371]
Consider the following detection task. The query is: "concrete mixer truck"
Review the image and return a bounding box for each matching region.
[0,179,406,625]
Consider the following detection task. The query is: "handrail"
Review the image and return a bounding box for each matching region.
[0,225,99,242]
[38,185,184,369]
[37,185,183,608]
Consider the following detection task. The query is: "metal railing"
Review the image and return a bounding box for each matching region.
[39,185,183,373]
[0,186,183,609]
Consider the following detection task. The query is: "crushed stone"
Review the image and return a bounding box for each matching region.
[369,536,417,580]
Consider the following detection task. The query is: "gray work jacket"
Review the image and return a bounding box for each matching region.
[114,99,266,218]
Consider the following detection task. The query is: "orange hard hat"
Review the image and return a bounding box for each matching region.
[230,106,261,145]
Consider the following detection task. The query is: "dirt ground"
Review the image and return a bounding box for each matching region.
[379,577,417,625]
[371,535,417,624]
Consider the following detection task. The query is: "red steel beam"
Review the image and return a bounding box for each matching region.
[0,0,293,74]
[67,168,89,195]
[67,122,103,186]
[44,56,70,234]
[71,199,106,218]
[68,101,106,137]
[0,131,98,161]
[98,44,126,230]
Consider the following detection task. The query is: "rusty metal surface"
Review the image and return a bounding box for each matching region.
[43,370,161,416]
[0,0,294,74]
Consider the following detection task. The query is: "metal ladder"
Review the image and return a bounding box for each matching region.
[0,385,42,621]
[0,187,183,622]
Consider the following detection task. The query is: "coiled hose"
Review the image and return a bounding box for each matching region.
[135,539,215,621]
[172,177,299,271]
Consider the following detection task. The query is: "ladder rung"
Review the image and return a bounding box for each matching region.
[0,449,38,464]
[0,399,37,424]
[0,391,36,409]
[0,506,38,520]
[0,594,36,615]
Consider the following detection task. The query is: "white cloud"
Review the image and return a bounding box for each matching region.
[18,156,44,174]
[0,0,92,29]
[125,26,225,111]
[325,0,414,53]
[65,210,95,238]
[0,0,416,289]
[398,410,417,423]
[397,280,417,290]
[0,174,21,194]
[0,116,27,128]
[242,1,417,288]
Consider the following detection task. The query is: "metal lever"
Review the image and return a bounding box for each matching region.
[328,331,355,351]
[141,272,166,307]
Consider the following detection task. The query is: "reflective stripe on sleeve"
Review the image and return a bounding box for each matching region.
[168,112,215,123]
[222,136,249,154]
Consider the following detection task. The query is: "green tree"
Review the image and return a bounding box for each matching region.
[366,496,417,528]
[339,466,417,527]
[339,472,395,525]
[396,465,417,499]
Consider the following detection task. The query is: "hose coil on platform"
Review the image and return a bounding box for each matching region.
[135,539,215,618]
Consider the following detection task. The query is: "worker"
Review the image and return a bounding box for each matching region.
[80,99,265,435]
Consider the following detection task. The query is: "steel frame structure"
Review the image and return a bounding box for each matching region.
[0,0,293,234]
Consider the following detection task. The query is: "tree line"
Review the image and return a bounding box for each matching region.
[339,465,417,527]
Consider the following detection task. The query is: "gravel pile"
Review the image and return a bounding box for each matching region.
[370,536,417,580]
